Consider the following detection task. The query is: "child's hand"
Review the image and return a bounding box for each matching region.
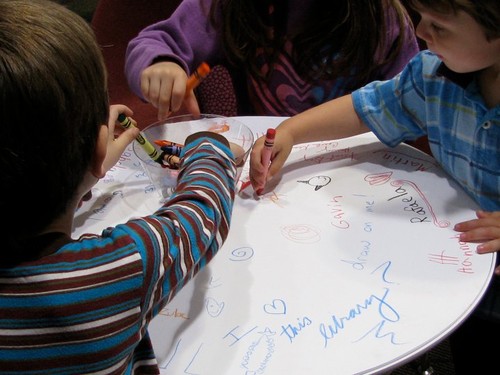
[78,105,139,208]
[455,210,500,274]
[249,127,293,194]
[140,61,200,120]
[102,104,140,173]
[77,190,93,209]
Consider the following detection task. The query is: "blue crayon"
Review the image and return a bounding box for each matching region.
[161,144,183,156]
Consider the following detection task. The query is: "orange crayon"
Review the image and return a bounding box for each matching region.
[154,139,184,148]
[185,62,211,97]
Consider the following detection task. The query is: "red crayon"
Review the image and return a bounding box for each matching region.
[256,128,276,195]
[239,180,252,192]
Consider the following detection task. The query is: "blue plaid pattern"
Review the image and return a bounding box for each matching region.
[352,50,500,211]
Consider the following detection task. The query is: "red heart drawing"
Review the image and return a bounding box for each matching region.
[364,172,393,186]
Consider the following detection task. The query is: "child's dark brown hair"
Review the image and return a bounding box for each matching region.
[0,0,109,250]
[405,0,500,40]
[210,0,415,89]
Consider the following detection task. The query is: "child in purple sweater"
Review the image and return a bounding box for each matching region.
[125,0,419,120]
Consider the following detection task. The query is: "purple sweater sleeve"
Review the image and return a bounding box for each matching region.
[125,0,222,100]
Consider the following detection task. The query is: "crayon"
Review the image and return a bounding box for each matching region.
[256,128,276,195]
[117,114,162,164]
[238,180,252,192]
[160,144,183,156]
[154,139,184,148]
[185,62,211,97]
[162,153,181,169]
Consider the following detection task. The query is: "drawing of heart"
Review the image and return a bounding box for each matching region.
[364,172,393,186]
[263,299,287,315]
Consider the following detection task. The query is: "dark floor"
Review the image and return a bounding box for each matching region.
[52,1,457,373]
[389,339,455,375]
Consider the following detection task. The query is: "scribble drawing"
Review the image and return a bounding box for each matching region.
[92,190,123,215]
[207,276,222,288]
[281,224,321,244]
[184,343,204,375]
[258,327,277,337]
[208,122,230,133]
[102,174,117,184]
[158,307,189,320]
[257,191,287,207]
[391,179,450,228]
[205,297,225,317]
[160,338,182,369]
[240,328,276,374]
[263,299,287,315]
[370,261,397,284]
[364,172,393,186]
[303,141,339,152]
[353,320,404,345]
[297,175,331,191]
[428,251,460,265]
[268,191,285,206]
[229,247,254,261]
[224,325,259,347]
[374,149,440,169]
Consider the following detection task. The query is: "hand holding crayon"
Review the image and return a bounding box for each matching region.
[118,114,162,164]
[118,114,180,169]
[256,128,276,195]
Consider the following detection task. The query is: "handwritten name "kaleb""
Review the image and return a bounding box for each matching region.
[387,185,430,223]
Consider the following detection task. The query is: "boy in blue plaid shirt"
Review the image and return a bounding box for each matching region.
[249,0,499,371]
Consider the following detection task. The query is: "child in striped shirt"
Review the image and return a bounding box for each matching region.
[0,0,239,374]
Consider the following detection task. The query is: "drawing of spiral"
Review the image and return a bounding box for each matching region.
[281,224,321,243]
[229,247,254,261]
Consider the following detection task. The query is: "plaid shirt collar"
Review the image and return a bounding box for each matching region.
[437,63,475,89]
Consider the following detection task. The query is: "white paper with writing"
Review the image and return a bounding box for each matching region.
[73,117,495,375]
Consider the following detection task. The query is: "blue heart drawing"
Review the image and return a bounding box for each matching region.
[263,299,287,315]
